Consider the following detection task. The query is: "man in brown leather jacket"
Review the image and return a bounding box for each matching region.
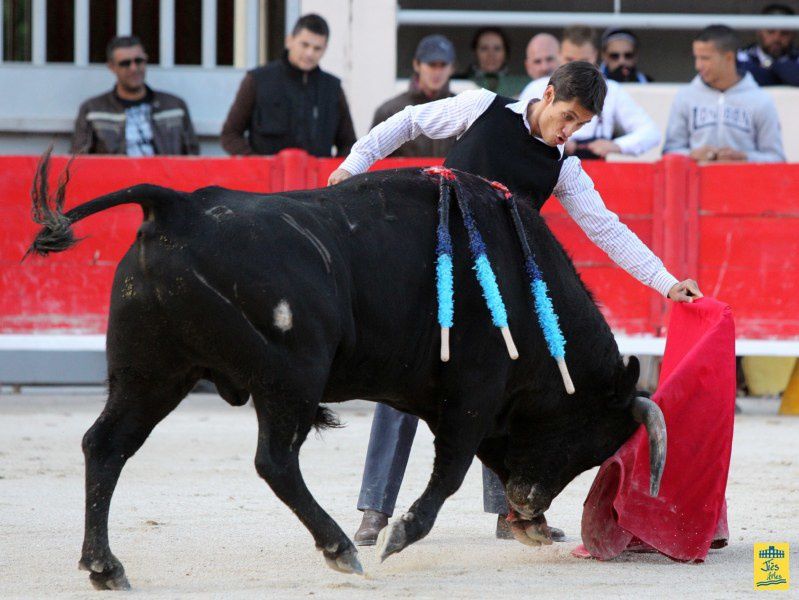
[71,36,199,156]
[370,35,457,158]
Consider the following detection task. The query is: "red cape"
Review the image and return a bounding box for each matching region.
[575,297,735,562]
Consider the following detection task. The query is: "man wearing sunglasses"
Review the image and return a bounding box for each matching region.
[72,35,199,155]
[519,26,660,160]
[737,3,799,86]
[600,28,652,83]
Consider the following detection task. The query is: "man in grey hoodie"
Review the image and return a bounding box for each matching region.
[663,25,785,163]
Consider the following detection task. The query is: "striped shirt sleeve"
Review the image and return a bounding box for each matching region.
[340,88,496,175]
[553,156,679,297]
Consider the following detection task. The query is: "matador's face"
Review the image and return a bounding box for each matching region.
[532,86,595,147]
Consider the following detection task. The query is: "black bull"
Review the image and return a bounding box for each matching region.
[27,154,666,590]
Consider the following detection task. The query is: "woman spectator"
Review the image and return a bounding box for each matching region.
[457,27,527,98]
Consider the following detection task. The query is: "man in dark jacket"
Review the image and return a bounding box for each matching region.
[72,36,199,155]
[221,13,356,157]
[738,3,799,86]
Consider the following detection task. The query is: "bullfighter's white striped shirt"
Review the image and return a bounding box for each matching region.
[340,88,679,298]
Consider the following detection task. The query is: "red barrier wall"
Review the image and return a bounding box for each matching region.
[1,150,796,338]
[695,163,799,337]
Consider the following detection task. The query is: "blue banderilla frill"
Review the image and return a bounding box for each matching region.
[491,179,574,394]
[425,166,518,362]
[435,175,455,361]
[423,166,574,394]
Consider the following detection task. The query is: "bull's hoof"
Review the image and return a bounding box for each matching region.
[550,526,566,542]
[508,516,556,547]
[375,513,414,561]
[323,546,364,575]
[79,553,130,590]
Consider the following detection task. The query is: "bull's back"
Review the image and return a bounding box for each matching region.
[108,171,443,391]
[110,168,616,402]
[302,170,444,395]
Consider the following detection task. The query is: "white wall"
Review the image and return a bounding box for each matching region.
[300,0,397,138]
[0,0,398,155]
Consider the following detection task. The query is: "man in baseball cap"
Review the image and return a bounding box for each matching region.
[362,35,457,160]
[415,33,456,64]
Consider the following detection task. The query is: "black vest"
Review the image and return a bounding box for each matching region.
[248,54,341,157]
[444,95,563,210]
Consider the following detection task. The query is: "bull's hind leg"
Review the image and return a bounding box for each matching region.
[80,370,196,590]
[376,378,506,561]
[251,372,362,575]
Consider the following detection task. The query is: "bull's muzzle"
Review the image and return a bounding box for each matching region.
[631,396,667,497]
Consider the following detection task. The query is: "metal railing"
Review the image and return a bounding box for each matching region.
[396,9,799,31]
[1,0,264,68]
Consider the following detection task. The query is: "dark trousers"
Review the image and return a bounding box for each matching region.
[357,402,507,516]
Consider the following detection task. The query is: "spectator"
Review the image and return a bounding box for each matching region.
[600,28,652,83]
[520,26,660,159]
[664,25,785,163]
[71,35,198,155]
[738,4,799,86]
[524,33,560,80]
[221,13,356,157]
[371,35,457,158]
[457,27,528,97]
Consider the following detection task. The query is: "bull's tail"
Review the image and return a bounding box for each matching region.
[25,147,183,259]
[313,405,343,432]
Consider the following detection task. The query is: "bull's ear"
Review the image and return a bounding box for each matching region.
[623,355,640,391]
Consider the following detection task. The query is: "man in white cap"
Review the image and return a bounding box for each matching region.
[600,27,652,83]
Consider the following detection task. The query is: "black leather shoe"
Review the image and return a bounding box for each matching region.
[353,509,389,546]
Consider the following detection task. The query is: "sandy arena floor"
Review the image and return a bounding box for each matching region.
[1,392,797,599]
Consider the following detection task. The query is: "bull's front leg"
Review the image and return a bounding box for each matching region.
[376,396,494,561]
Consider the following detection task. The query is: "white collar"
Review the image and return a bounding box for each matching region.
[504,98,565,157]
[756,45,774,68]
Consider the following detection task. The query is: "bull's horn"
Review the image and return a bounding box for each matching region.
[631,396,667,497]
